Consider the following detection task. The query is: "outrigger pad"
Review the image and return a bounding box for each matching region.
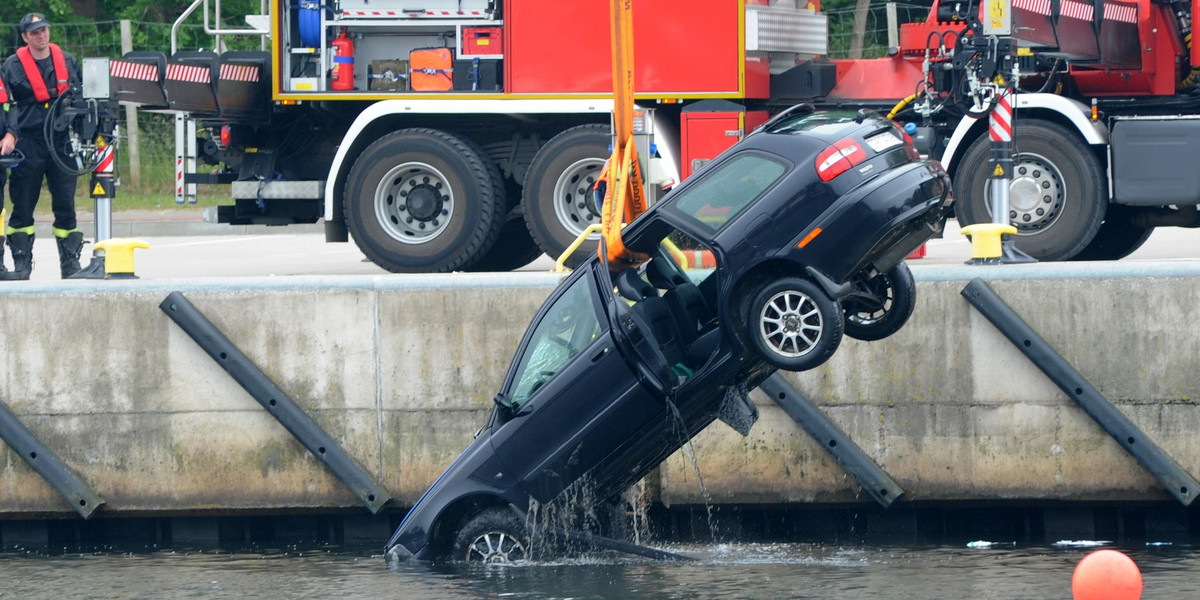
[216,51,271,122]
[111,51,169,110]
[164,51,220,116]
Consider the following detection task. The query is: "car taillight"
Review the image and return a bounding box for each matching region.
[220,125,232,148]
[815,138,867,182]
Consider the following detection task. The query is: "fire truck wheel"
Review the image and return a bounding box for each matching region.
[344,128,504,273]
[463,207,545,272]
[523,124,610,268]
[954,120,1106,261]
[1069,205,1155,261]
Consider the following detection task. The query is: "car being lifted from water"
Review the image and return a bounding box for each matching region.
[385,106,953,563]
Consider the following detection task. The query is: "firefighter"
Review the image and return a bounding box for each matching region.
[0,69,15,277]
[0,13,84,280]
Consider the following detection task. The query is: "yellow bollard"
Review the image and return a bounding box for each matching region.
[94,238,149,279]
[960,223,1017,264]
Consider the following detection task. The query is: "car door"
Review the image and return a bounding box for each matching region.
[488,261,667,504]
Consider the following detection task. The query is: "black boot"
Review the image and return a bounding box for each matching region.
[1,232,33,280]
[0,234,7,276]
[57,231,85,279]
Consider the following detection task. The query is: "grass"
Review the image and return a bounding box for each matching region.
[22,184,231,217]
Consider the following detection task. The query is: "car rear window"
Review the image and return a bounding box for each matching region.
[669,152,788,232]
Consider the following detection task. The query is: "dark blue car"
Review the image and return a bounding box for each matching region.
[385,107,953,563]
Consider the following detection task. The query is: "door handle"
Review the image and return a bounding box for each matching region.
[591,347,609,362]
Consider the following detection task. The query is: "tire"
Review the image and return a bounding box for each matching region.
[452,507,530,564]
[746,277,844,372]
[843,262,917,341]
[523,124,610,269]
[1070,204,1154,261]
[344,128,504,273]
[464,208,545,272]
[954,120,1106,261]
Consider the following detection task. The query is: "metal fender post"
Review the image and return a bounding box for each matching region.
[961,278,1200,506]
[0,401,105,519]
[759,373,905,508]
[159,291,392,514]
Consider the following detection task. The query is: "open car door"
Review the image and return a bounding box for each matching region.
[487,256,670,504]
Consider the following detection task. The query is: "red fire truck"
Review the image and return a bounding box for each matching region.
[789,0,1200,261]
[112,0,827,272]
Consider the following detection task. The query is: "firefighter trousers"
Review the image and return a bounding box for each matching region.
[6,136,77,233]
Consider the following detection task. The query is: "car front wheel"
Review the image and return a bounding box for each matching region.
[746,277,843,371]
[452,507,530,564]
[842,262,916,341]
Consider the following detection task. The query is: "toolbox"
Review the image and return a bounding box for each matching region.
[409,48,453,91]
[368,59,409,91]
[453,59,502,91]
[461,26,503,57]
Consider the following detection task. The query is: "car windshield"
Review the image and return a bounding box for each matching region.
[668,151,788,233]
[508,275,604,407]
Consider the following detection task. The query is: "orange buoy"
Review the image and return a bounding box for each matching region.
[1072,549,1143,600]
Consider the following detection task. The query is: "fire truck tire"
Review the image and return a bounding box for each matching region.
[953,120,1106,261]
[523,124,610,268]
[344,128,504,273]
[464,208,545,272]
[1069,205,1155,261]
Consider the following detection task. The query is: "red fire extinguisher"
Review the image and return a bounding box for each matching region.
[331,28,354,91]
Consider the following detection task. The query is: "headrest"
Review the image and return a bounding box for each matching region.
[616,269,655,302]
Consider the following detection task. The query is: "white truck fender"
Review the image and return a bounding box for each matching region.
[940,93,1110,173]
[323,98,615,221]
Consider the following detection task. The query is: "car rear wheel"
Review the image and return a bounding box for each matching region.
[842,262,916,341]
[453,507,529,564]
[747,277,843,371]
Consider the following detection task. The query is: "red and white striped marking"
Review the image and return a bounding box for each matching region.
[166,63,211,84]
[176,158,185,197]
[341,9,484,17]
[990,90,1013,143]
[1013,0,1052,16]
[1059,0,1094,20]
[219,63,260,83]
[1103,2,1137,23]
[111,60,158,82]
[96,145,115,174]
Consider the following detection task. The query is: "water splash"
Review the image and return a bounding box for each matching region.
[664,396,716,541]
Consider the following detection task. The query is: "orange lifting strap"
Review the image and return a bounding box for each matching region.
[599,0,648,268]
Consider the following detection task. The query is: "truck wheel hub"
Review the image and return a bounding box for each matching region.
[990,153,1063,234]
[375,161,455,244]
[553,157,606,238]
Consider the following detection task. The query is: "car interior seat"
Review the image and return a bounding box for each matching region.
[645,256,714,344]
[615,269,688,373]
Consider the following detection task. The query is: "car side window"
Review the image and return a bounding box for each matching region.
[670,152,788,232]
[509,276,604,407]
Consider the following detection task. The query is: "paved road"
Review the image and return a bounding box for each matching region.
[7,216,1200,282]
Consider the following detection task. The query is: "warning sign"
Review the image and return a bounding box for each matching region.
[993,165,1005,177]
[90,178,115,198]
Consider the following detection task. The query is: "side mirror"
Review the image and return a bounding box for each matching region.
[494,392,516,419]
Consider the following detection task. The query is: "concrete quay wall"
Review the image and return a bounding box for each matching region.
[2,262,1200,518]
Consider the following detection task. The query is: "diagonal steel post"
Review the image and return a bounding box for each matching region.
[159,291,392,514]
[961,278,1199,505]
